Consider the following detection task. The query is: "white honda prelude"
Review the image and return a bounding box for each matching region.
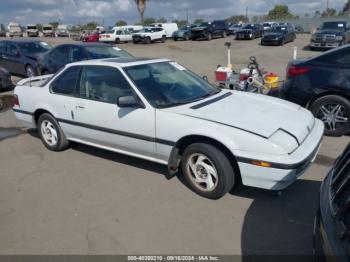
[13,58,324,199]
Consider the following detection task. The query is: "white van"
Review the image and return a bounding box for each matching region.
[150,23,178,38]
[8,22,22,37]
[113,25,143,33]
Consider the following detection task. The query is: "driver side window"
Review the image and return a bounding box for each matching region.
[79,66,133,104]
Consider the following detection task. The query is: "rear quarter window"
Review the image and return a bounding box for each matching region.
[50,66,80,95]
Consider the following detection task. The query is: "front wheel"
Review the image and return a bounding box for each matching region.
[310,95,350,137]
[181,143,235,199]
[206,33,212,41]
[115,38,120,44]
[161,35,166,43]
[26,65,36,77]
[38,113,70,151]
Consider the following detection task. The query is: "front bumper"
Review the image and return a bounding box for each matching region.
[236,119,324,190]
[236,32,253,39]
[261,38,282,45]
[310,41,341,49]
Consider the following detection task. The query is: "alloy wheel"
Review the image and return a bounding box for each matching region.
[40,120,58,146]
[317,103,348,132]
[186,153,218,192]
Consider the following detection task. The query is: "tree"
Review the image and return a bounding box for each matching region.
[142,17,156,25]
[49,21,59,30]
[135,0,149,25]
[321,8,337,18]
[341,0,350,15]
[314,10,321,18]
[267,4,295,19]
[193,18,204,24]
[172,19,188,28]
[115,20,127,26]
[225,15,249,25]
[157,17,167,23]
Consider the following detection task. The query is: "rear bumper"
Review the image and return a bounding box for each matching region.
[236,119,324,190]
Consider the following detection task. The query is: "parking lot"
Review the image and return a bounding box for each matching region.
[0,34,349,256]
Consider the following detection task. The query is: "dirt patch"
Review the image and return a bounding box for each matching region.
[0,95,14,113]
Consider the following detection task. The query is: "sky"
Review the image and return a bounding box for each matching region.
[0,0,347,26]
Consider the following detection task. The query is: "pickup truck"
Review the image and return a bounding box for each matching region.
[310,21,350,50]
[26,24,39,37]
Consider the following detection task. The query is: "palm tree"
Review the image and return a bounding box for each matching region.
[135,0,149,25]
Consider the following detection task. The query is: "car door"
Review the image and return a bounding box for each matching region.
[48,65,82,138]
[5,42,24,75]
[46,45,69,73]
[72,65,156,158]
[122,30,132,42]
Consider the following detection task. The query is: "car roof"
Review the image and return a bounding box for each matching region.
[67,57,171,68]
[0,39,43,44]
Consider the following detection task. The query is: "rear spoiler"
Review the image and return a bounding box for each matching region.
[16,74,54,86]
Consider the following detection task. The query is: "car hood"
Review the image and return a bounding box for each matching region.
[163,91,315,144]
[316,29,344,35]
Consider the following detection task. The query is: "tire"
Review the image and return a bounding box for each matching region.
[280,39,285,46]
[181,143,235,199]
[161,35,166,43]
[206,33,212,41]
[251,33,255,40]
[25,65,36,77]
[37,113,70,151]
[173,37,178,41]
[145,37,151,44]
[184,34,190,41]
[222,31,227,38]
[310,95,350,137]
[115,38,120,44]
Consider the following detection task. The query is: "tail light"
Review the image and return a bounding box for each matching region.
[287,66,310,77]
[13,94,19,107]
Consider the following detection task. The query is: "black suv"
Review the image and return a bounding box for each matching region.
[310,21,350,50]
[191,20,228,41]
[313,143,350,261]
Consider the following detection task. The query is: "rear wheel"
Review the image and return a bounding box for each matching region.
[206,33,212,41]
[115,38,120,44]
[184,34,190,41]
[222,31,227,38]
[145,37,151,44]
[161,35,166,43]
[25,65,36,77]
[310,95,350,136]
[181,143,235,199]
[37,113,70,151]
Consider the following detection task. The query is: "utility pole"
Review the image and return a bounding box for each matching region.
[186,9,189,25]
[326,0,330,17]
[246,6,249,21]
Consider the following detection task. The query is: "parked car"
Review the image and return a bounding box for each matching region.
[236,24,263,40]
[82,32,100,42]
[0,24,6,37]
[282,45,350,136]
[13,58,324,199]
[99,29,132,44]
[227,23,244,35]
[313,143,350,261]
[26,24,39,37]
[119,25,143,33]
[38,43,133,75]
[149,23,179,38]
[191,20,228,41]
[261,25,296,46]
[310,21,350,50]
[0,66,13,91]
[295,25,305,34]
[262,21,278,31]
[0,40,52,77]
[8,22,22,37]
[42,24,54,37]
[56,24,69,37]
[132,27,167,44]
[172,25,195,41]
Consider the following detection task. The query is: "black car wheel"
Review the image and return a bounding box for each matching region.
[25,65,36,77]
[161,35,166,43]
[250,33,255,40]
[185,34,190,41]
[181,143,235,199]
[310,95,350,136]
[222,31,227,38]
[280,39,285,46]
[145,37,151,44]
[206,33,212,41]
[173,37,178,41]
[115,38,120,44]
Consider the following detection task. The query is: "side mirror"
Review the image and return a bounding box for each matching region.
[117,95,144,108]
[202,75,209,82]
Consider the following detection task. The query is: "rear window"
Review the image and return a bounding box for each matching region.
[84,46,133,59]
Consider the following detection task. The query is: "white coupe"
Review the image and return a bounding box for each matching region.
[13,58,324,199]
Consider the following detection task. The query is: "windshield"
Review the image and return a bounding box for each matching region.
[321,22,346,30]
[85,46,133,59]
[27,26,37,30]
[43,27,52,30]
[243,24,255,29]
[17,42,52,54]
[271,26,287,32]
[200,22,209,27]
[124,62,220,108]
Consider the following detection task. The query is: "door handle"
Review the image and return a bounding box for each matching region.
[75,104,85,109]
